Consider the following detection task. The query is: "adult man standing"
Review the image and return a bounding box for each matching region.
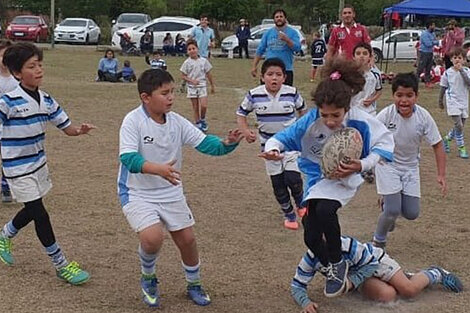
[236,19,251,59]
[442,20,465,69]
[191,14,215,58]
[251,9,301,86]
[417,22,439,88]
[325,4,370,60]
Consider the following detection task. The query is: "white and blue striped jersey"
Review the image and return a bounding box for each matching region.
[292,236,382,290]
[150,58,167,70]
[0,86,71,179]
[236,84,306,147]
[265,107,394,195]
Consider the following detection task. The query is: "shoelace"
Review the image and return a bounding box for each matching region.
[64,261,82,275]
[0,238,12,253]
[326,264,343,283]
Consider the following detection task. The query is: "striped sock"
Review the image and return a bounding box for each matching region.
[182,261,201,285]
[45,243,68,269]
[281,202,295,217]
[422,268,442,285]
[1,221,18,239]
[138,244,158,276]
[455,131,465,147]
[447,129,454,140]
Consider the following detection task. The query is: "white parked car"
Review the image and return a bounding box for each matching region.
[371,29,421,62]
[111,13,151,37]
[221,24,308,57]
[54,18,101,44]
[111,16,199,50]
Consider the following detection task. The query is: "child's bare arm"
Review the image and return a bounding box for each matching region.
[63,123,96,136]
[181,72,197,85]
[432,141,447,196]
[364,90,382,106]
[142,159,181,185]
[206,71,215,93]
[237,115,256,143]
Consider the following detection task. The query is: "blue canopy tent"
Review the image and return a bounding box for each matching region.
[379,0,470,71]
[385,0,470,17]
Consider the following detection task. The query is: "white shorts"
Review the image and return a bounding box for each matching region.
[447,106,469,119]
[305,173,364,206]
[7,164,52,203]
[376,163,420,197]
[374,252,401,282]
[122,198,195,233]
[186,85,207,98]
[265,151,300,176]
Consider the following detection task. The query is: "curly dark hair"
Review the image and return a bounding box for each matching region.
[312,57,365,110]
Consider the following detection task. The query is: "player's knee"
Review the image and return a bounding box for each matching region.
[375,287,397,302]
[402,210,419,220]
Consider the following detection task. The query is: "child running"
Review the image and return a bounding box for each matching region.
[291,235,463,313]
[372,73,447,248]
[310,32,327,82]
[118,69,242,308]
[439,47,470,159]
[237,58,307,230]
[0,42,95,284]
[180,39,215,132]
[260,58,394,298]
[0,39,18,202]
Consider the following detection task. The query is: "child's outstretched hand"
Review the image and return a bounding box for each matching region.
[77,123,97,135]
[437,175,447,197]
[223,129,244,145]
[363,98,373,107]
[301,302,319,313]
[156,160,181,185]
[242,129,257,143]
[259,150,284,161]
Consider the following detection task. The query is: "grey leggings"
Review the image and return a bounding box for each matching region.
[374,193,420,242]
[451,115,466,134]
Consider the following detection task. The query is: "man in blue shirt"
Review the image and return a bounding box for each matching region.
[191,15,215,59]
[250,9,301,86]
[417,22,439,88]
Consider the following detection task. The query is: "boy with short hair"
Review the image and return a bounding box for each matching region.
[118,69,242,308]
[0,39,18,202]
[372,73,446,248]
[439,47,470,158]
[180,39,215,132]
[237,58,307,230]
[0,42,95,284]
[145,50,167,70]
[310,32,327,82]
[291,235,463,313]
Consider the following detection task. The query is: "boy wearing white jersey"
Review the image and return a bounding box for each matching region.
[237,58,307,230]
[291,236,463,313]
[0,39,18,202]
[0,43,94,284]
[180,39,215,132]
[439,47,470,159]
[372,73,447,248]
[118,69,242,308]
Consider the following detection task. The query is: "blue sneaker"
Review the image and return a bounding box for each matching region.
[199,119,208,132]
[432,266,464,293]
[141,274,159,307]
[324,259,348,297]
[443,136,451,153]
[187,283,211,306]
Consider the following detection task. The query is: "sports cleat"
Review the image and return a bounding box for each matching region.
[200,120,208,132]
[284,219,299,230]
[443,136,451,153]
[0,235,14,266]
[1,189,12,203]
[56,261,90,285]
[140,274,159,307]
[432,266,464,293]
[324,259,349,297]
[458,146,469,159]
[187,283,211,306]
[296,207,307,218]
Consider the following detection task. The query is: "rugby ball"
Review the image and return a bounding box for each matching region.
[321,127,363,179]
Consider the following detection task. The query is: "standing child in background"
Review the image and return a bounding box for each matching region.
[145,50,167,71]
[351,43,382,116]
[310,32,327,82]
[372,73,447,249]
[0,39,18,203]
[122,60,136,82]
[0,42,95,284]
[118,69,242,308]
[260,58,394,298]
[237,58,307,230]
[439,47,470,159]
[180,40,215,132]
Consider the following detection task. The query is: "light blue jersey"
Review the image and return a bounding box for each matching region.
[256,26,301,71]
[191,26,214,58]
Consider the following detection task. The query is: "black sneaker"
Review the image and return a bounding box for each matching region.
[324,259,348,297]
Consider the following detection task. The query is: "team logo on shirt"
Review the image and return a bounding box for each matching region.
[143,136,154,144]
[387,123,397,131]
[15,107,29,113]
[338,31,346,40]
[355,30,363,38]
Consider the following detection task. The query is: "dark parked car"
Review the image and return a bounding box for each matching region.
[6,15,49,42]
